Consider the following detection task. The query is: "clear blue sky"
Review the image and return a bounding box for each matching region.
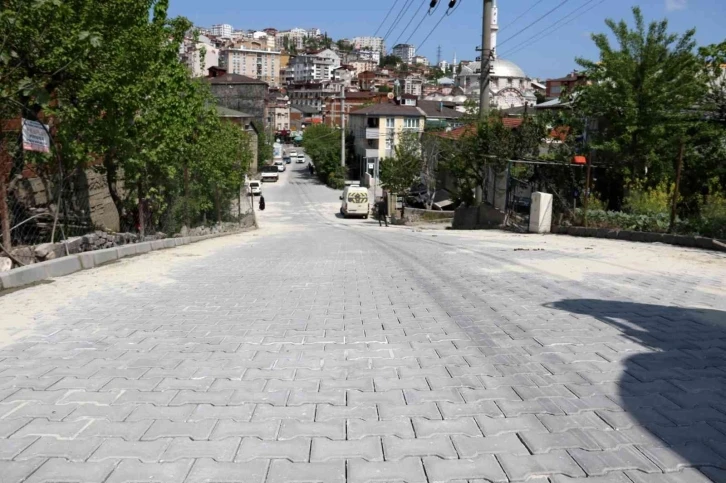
[169,0,726,79]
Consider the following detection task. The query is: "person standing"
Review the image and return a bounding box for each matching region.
[258,195,266,211]
[376,196,388,227]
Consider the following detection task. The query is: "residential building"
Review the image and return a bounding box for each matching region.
[438,60,450,72]
[290,104,323,128]
[218,40,281,86]
[205,67,268,125]
[545,71,588,99]
[266,93,291,133]
[307,28,322,38]
[287,81,336,114]
[252,31,276,50]
[181,35,219,78]
[392,44,416,64]
[358,70,393,91]
[413,55,430,67]
[333,66,355,84]
[349,60,378,78]
[401,75,424,97]
[325,91,388,128]
[352,37,386,54]
[354,50,381,63]
[349,102,425,162]
[287,49,341,83]
[210,24,233,38]
[275,28,309,51]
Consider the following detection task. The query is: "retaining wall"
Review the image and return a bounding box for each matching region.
[553,226,726,252]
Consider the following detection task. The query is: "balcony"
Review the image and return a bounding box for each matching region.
[364,148,380,159]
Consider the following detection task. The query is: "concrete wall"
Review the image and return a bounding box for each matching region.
[452,204,506,230]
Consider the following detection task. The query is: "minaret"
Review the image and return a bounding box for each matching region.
[491,0,498,59]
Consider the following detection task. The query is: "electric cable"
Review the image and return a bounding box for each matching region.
[496,0,571,49]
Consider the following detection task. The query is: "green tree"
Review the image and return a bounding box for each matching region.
[301,124,344,187]
[380,55,403,68]
[571,7,705,209]
[379,131,421,217]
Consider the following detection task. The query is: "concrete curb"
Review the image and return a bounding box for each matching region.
[552,226,726,253]
[0,228,254,292]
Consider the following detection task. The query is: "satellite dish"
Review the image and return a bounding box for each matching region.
[387,92,394,99]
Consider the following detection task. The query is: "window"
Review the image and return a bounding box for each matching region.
[386,117,395,128]
[385,137,393,150]
[403,118,418,129]
[507,78,513,87]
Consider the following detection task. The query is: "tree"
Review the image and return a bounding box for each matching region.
[380,131,422,217]
[380,55,403,68]
[440,114,547,205]
[427,67,445,81]
[301,124,344,187]
[571,7,705,209]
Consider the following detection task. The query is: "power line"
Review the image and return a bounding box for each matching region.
[393,0,429,46]
[405,3,438,44]
[499,0,606,57]
[384,0,418,42]
[374,0,403,37]
[497,0,572,49]
[417,0,463,51]
[499,0,545,32]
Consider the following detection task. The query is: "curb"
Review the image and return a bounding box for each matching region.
[0,229,253,292]
[552,226,726,253]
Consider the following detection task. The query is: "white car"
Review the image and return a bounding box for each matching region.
[247,180,261,196]
[296,153,306,164]
[274,160,285,172]
[260,165,279,182]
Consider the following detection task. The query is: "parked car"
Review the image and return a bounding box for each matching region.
[273,160,286,172]
[260,165,280,182]
[340,185,369,219]
[283,156,292,164]
[247,180,262,196]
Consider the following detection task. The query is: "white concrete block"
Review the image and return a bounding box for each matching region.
[529,192,553,234]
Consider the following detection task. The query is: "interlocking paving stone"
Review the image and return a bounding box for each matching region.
[2,174,726,481]
[348,457,427,483]
[382,435,458,460]
[23,459,117,483]
[568,447,662,476]
[235,437,311,462]
[267,460,346,483]
[105,459,193,483]
[310,436,383,462]
[498,450,587,481]
[184,458,269,483]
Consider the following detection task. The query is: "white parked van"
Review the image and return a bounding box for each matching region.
[260,165,279,182]
[340,185,369,219]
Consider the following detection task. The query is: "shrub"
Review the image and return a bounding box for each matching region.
[623,183,672,215]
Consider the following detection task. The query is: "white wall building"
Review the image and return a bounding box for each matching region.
[355,50,381,63]
[210,24,233,38]
[253,31,276,50]
[353,37,386,54]
[181,35,219,78]
[392,43,416,64]
[438,60,450,72]
[413,55,430,66]
[219,42,282,86]
[288,48,341,83]
[275,28,318,51]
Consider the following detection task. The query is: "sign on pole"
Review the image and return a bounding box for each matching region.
[22,119,50,153]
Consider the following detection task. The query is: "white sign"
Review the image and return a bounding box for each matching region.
[22,119,50,153]
[368,163,374,170]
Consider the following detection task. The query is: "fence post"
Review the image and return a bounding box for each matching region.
[0,150,11,252]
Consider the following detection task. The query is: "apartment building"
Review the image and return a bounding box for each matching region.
[287,49,341,83]
[275,28,308,51]
[219,39,282,86]
[352,36,386,54]
[287,81,336,114]
[210,24,233,38]
[181,35,220,78]
[392,44,416,64]
[349,102,425,161]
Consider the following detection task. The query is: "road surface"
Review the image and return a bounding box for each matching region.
[0,160,725,482]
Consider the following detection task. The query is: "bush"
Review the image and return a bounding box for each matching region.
[575,209,671,232]
[623,183,672,215]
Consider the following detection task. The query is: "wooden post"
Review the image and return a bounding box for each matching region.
[669,139,685,233]
[0,164,10,252]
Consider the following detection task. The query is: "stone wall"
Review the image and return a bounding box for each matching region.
[452,204,507,230]
[553,225,726,252]
[210,83,267,124]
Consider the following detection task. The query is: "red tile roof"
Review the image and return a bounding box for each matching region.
[430,118,524,140]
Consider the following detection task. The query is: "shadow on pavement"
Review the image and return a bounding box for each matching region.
[549,299,726,480]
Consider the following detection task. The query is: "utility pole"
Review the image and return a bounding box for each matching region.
[341,94,346,167]
[474,0,493,204]
[478,0,493,120]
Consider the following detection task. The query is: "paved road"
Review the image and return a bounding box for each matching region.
[0,161,725,482]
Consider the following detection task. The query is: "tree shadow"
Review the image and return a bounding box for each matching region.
[548,299,726,481]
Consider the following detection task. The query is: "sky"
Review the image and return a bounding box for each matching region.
[168,0,726,80]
